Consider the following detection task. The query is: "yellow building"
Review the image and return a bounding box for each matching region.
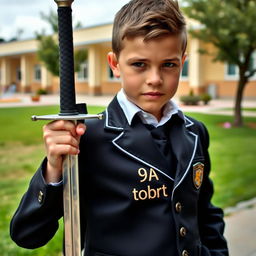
[0,23,255,98]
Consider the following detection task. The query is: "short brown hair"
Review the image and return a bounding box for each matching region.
[112,0,187,57]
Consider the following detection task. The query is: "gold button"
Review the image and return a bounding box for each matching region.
[175,202,182,212]
[180,227,187,237]
[38,191,44,204]
[182,250,189,256]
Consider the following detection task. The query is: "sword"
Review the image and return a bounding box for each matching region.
[32,1,102,255]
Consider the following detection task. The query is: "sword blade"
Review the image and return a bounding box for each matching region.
[63,151,81,256]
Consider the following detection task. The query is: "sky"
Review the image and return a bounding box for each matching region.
[0,0,130,41]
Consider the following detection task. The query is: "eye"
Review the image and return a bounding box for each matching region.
[163,62,176,68]
[131,62,146,68]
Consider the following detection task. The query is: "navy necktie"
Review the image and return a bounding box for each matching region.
[146,124,170,156]
[144,121,176,177]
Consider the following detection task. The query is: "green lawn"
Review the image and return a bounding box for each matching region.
[0,105,255,255]
[0,105,104,256]
[186,113,256,207]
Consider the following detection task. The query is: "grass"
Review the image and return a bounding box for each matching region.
[0,105,255,255]
[0,105,105,256]
[185,113,256,207]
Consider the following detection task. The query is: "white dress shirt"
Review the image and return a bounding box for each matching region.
[117,88,183,127]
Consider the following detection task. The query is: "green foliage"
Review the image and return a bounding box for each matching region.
[40,10,59,33]
[37,34,59,76]
[200,93,212,105]
[180,94,201,105]
[36,88,48,95]
[36,10,86,77]
[183,0,256,68]
[39,9,83,34]
[182,0,256,126]
[179,90,211,105]
[74,49,88,72]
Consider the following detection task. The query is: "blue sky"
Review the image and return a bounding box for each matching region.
[0,0,130,40]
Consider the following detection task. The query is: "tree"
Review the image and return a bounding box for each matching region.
[8,28,24,42]
[182,0,256,127]
[37,33,59,76]
[36,10,86,77]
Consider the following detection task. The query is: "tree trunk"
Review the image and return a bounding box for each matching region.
[234,75,247,127]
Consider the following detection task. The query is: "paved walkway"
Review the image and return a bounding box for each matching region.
[1,93,256,255]
[224,198,256,256]
[1,93,256,116]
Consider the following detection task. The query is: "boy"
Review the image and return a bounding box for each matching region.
[10,0,229,255]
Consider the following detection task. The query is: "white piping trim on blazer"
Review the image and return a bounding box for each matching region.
[112,132,175,182]
[184,116,194,128]
[105,109,124,131]
[171,131,198,200]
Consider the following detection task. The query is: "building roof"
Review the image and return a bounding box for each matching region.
[0,23,113,57]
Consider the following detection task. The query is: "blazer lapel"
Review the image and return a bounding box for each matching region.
[169,116,198,198]
[105,97,174,181]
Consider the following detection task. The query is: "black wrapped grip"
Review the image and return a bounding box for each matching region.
[57,6,78,116]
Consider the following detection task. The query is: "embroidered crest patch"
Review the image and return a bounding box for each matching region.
[193,162,204,189]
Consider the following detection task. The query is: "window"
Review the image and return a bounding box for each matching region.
[34,64,41,81]
[225,52,256,80]
[16,68,21,81]
[249,52,256,79]
[225,62,239,80]
[181,59,189,79]
[77,62,88,81]
[227,64,237,76]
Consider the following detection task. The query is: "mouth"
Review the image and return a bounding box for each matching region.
[142,92,164,97]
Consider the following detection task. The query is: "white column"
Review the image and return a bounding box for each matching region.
[41,65,52,89]
[20,55,31,91]
[88,44,101,95]
[188,38,203,89]
[0,58,11,87]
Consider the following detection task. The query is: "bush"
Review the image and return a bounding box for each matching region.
[180,95,201,105]
[200,93,212,105]
[180,90,212,106]
[36,88,48,95]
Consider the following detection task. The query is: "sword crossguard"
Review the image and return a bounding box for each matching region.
[31,113,103,121]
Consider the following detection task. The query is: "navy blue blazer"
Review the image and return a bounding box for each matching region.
[10,96,229,256]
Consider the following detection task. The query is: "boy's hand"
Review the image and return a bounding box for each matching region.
[43,120,86,183]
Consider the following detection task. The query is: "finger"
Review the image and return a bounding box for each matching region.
[48,144,80,157]
[44,120,77,137]
[45,134,80,149]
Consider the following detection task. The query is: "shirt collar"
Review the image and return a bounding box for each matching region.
[117,89,184,127]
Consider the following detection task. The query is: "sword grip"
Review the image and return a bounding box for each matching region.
[57,6,78,115]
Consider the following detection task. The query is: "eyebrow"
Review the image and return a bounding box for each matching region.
[127,58,148,62]
[164,58,180,62]
[127,57,181,63]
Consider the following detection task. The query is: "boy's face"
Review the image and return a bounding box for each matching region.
[108,35,186,121]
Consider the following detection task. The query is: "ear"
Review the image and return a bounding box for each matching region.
[107,52,120,78]
[181,54,187,66]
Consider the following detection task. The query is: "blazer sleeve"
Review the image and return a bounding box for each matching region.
[10,158,63,249]
[196,122,229,256]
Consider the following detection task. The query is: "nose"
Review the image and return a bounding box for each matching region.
[146,68,163,87]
